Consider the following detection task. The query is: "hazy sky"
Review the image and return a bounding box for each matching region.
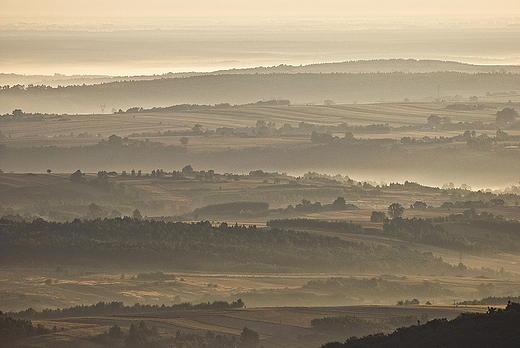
[3,0,520,23]
[2,0,520,75]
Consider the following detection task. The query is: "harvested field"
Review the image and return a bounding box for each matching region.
[16,305,491,348]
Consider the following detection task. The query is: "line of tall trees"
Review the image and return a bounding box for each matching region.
[9,299,245,320]
[0,217,459,274]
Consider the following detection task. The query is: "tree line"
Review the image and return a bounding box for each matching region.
[321,302,520,348]
[9,299,245,320]
[92,322,259,348]
[0,311,52,348]
[0,217,459,274]
[3,71,520,114]
[268,217,483,252]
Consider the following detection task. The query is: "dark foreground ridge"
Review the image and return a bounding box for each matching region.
[322,302,520,348]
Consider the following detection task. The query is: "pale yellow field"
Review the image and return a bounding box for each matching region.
[16,304,492,348]
[2,101,517,148]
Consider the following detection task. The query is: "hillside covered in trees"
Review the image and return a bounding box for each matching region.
[0,217,456,274]
[322,302,520,348]
[2,71,520,114]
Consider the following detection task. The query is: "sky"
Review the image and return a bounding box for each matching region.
[3,0,520,23]
[2,0,520,76]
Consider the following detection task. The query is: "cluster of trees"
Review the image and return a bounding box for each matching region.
[311,314,418,337]
[396,299,421,305]
[267,218,364,234]
[310,125,390,144]
[92,165,224,181]
[10,299,245,320]
[400,135,454,145]
[123,320,158,348]
[0,217,458,274]
[137,120,390,141]
[458,296,520,306]
[70,169,128,197]
[383,217,480,252]
[443,188,519,205]
[99,134,166,148]
[434,208,520,235]
[165,330,241,348]
[0,311,52,347]
[0,109,60,122]
[291,198,359,213]
[401,108,520,150]
[496,107,518,124]
[94,324,259,348]
[370,211,386,222]
[267,213,492,253]
[135,270,177,281]
[441,200,496,209]
[321,302,520,348]
[424,113,496,132]
[190,197,359,220]
[70,166,226,186]
[118,99,290,115]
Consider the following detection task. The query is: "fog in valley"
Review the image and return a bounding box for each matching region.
[1,1,520,348]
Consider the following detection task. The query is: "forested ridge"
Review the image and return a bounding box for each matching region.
[321,302,520,348]
[270,217,475,251]
[0,217,453,273]
[2,71,520,114]
[0,311,51,348]
[269,215,520,254]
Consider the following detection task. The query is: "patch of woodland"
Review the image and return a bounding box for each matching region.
[310,313,420,340]
[320,301,520,348]
[0,311,53,348]
[0,217,461,274]
[269,214,520,254]
[9,299,244,320]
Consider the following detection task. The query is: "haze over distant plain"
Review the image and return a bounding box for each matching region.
[1,0,520,76]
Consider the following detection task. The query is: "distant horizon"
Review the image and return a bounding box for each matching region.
[2,58,520,79]
[2,12,520,77]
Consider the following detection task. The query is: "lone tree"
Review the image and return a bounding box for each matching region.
[180,137,189,147]
[182,165,194,176]
[133,209,143,219]
[370,211,386,222]
[332,196,347,208]
[496,108,518,124]
[388,203,405,219]
[427,114,442,126]
[238,327,259,348]
[70,169,86,183]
